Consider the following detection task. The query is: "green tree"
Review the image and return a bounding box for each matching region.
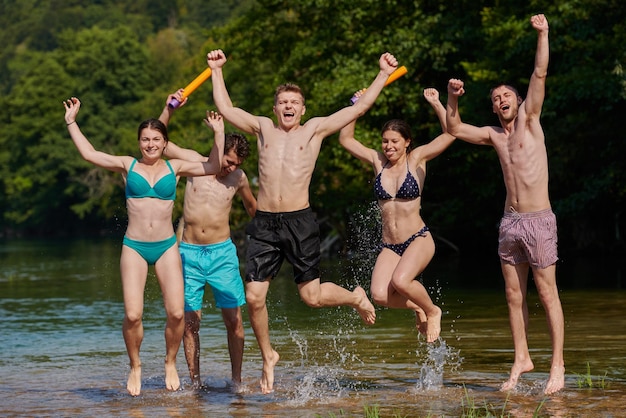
[1,25,156,234]
[2,51,83,232]
[1,0,624,257]
[453,1,626,253]
[200,0,626,255]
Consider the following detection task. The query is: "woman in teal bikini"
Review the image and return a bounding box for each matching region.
[339,88,455,343]
[63,97,223,396]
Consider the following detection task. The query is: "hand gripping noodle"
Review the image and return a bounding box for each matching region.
[168,68,213,109]
[350,66,408,104]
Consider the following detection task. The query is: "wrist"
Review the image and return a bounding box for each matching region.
[66,121,76,126]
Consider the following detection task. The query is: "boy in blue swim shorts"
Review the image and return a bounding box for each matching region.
[160,94,257,390]
[181,239,246,313]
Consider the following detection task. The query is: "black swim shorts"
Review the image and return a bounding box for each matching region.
[245,207,321,284]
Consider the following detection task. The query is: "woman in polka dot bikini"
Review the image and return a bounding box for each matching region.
[339,88,455,343]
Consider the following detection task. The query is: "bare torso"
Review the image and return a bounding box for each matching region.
[489,111,550,213]
[256,118,323,212]
[123,159,177,241]
[181,170,246,244]
[376,152,428,244]
[125,199,176,241]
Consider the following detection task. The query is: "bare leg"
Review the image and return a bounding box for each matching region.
[423,306,442,343]
[372,277,427,335]
[120,246,148,396]
[123,315,143,397]
[221,307,245,389]
[500,262,534,392]
[533,264,565,395]
[415,308,428,335]
[391,278,441,343]
[391,273,442,344]
[246,280,280,394]
[183,310,202,389]
[155,248,185,392]
[389,237,441,343]
[352,286,377,324]
[298,279,376,325]
[371,252,424,326]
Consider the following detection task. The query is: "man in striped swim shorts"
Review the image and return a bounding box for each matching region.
[498,208,558,269]
[446,14,565,395]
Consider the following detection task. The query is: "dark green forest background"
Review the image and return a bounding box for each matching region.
[1,0,624,259]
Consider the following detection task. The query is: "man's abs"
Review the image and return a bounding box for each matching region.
[180,218,231,245]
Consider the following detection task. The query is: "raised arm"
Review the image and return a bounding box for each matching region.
[159,90,206,162]
[63,97,127,172]
[418,88,455,162]
[315,52,399,138]
[207,49,262,135]
[202,110,225,169]
[423,88,447,132]
[338,89,379,166]
[162,109,224,166]
[237,172,257,218]
[164,141,205,162]
[170,111,225,177]
[446,79,492,146]
[158,89,187,126]
[524,14,549,119]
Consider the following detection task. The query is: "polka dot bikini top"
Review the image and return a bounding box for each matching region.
[374,160,420,200]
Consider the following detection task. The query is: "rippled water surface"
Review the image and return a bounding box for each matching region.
[1,238,625,417]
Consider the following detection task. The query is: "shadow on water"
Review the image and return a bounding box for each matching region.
[1,238,626,417]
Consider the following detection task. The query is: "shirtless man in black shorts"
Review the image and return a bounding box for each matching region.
[207,48,398,393]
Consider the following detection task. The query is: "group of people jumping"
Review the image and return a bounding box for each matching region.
[63,13,564,397]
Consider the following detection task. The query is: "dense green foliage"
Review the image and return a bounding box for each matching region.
[1,0,624,257]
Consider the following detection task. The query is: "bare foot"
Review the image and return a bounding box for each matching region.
[164,360,180,392]
[544,365,565,395]
[425,306,442,343]
[190,376,202,390]
[500,358,534,392]
[415,309,427,335]
[353,286,376,325]
[126,365,142,396]
[260,349,280,394]
[231,380,245,394]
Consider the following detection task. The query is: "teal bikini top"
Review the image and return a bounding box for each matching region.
[125,159,176,201]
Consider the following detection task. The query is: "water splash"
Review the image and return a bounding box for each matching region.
[413,338,463,392]
[342,202,382,286]
[287,323,309,367]
[344,203,466,394]
[284,365,346,407]
[282,318,365,406]
[283,326,351,406]
[323,327,363,366]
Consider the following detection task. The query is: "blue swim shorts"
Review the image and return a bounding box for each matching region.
[180,239,246,311]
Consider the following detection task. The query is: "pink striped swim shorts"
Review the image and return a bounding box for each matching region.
[497,208,558,269]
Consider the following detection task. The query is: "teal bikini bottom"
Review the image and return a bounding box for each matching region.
[123,235,177,265]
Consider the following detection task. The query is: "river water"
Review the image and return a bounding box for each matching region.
[1,238,625,417]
